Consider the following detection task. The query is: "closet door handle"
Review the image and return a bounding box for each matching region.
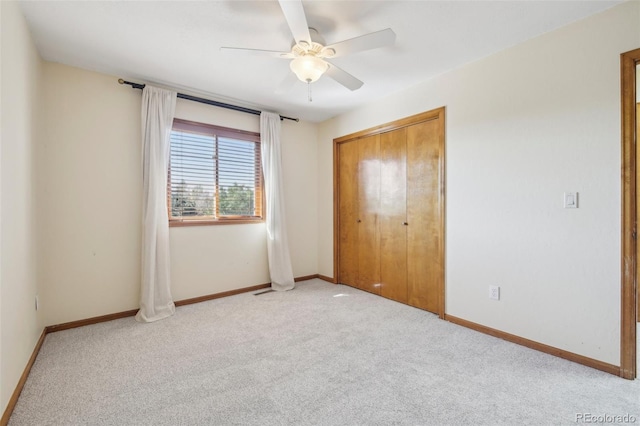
[402,222,408,226]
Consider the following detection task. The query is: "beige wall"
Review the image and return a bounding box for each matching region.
[38,64,143,326]
[38,63,319,325]
[0,0,43,414]
[317,1,640,365]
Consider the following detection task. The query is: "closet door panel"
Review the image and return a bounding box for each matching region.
[338,140,359,288]
[379,128,408,303]
[358,135,381,294]
[406,119,442,313]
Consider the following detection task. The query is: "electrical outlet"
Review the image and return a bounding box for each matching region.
[35,295,39,311]
[489,286,500,301]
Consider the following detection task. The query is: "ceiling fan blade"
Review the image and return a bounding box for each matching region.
[324,28,396,58]
[220,47,293,59]
[275,72,299,94]
[325,61,364,91]
[278,0,311,45]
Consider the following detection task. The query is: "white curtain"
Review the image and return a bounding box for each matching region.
[136,86,177,322]
[260,112,295,291]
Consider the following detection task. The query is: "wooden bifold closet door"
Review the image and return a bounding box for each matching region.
[338,135,381,295]
[406,119,442,313]
[379,127,407,303]
[335,108,445,316]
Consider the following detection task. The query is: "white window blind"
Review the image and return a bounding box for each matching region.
[168,119,262,224]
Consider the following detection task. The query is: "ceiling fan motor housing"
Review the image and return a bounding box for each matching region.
[293,28,335,59]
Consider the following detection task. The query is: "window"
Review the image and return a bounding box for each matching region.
[168,119,263,225]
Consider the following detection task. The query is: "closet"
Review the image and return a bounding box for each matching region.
[334,107,445,316]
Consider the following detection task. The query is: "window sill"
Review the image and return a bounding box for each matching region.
[169,218,264,227]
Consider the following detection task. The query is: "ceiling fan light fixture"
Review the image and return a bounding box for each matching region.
[290,55,329,83]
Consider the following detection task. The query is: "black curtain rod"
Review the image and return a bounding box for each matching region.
[118,79,299,122]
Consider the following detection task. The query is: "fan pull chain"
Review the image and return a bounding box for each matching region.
[307,81,313,102]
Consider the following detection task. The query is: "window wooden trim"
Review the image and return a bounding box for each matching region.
[172,119,261,142]
[167,119,264,227]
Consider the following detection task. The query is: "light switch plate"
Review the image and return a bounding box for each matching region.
[564,192,578,209]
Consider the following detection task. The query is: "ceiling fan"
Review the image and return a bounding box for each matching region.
[220,0,395,99]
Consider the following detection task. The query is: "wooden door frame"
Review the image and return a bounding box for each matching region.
[333,107,446,318]
[621,47,639,379]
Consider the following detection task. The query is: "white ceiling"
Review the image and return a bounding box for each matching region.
[19,0,622,122]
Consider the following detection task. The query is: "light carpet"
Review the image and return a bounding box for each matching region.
[9,279,639,425]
